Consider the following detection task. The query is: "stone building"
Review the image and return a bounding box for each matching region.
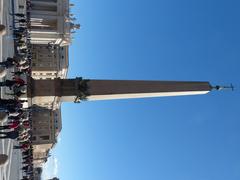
[31,108,62,166]
[30,44,69,109]
[31,45,69,80]
[29,0,80,46]
[33,149,50,167]
[31,108,62,145]
[26,0,78,169]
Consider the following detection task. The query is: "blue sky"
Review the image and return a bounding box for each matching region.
[44,0,240,180]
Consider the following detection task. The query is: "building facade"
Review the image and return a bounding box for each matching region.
[31,108,62,166]
[29,0,79,46]
[31,108,62,145]
[30,44,69,109]
[31,45,69,80]
[27,0,77,169]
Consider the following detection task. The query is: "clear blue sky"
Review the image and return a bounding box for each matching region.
[46,0,240,180]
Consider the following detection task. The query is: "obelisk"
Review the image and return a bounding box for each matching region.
[27,77,213,105]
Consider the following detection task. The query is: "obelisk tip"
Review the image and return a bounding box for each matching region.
[212,84,234,91]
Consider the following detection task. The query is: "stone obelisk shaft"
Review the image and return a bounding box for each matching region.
[28,78,212,104]
[86,80,212,101]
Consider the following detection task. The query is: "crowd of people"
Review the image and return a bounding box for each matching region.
[11,11,32,75]
[0,99,33,179]
[10,8,34,179]
[0,6,35,180]
[0,0,63,178]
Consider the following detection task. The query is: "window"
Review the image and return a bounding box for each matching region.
[31,3,57,11]
[32,0,57,2]
[32,53,37,59]
[40,135,50,141]
[43,113,48,117]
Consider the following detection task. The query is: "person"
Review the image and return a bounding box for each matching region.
[15,19,27,23]
[10,13,25,18]
[22,150,32,157]
[6,91,25,98]
[22,121,30,127]
[22,153,32,159]
[18,59,28,65]
[0,57,18,68]
[14,143,30,150]
[0,121,20,130]
[0,99,24,106]
[0,100,23,112]
[0,80,15,89]
[21,165,29,171]
[18,137,31,144]
[17,62,29,71]
[12,26,26,32]
[22,159,32,165]
[4,98,23,104]
[0,130,19,139]
[8,109,23,117]
[16,39,25,44]
[14,32,24,39]
[11,71,25,76]
[22,156,32,161]
[8,115,21,121]
[6,86,26,97]
[0,77,25,89]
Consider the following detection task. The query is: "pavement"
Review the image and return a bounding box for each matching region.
[0,0,23,179]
